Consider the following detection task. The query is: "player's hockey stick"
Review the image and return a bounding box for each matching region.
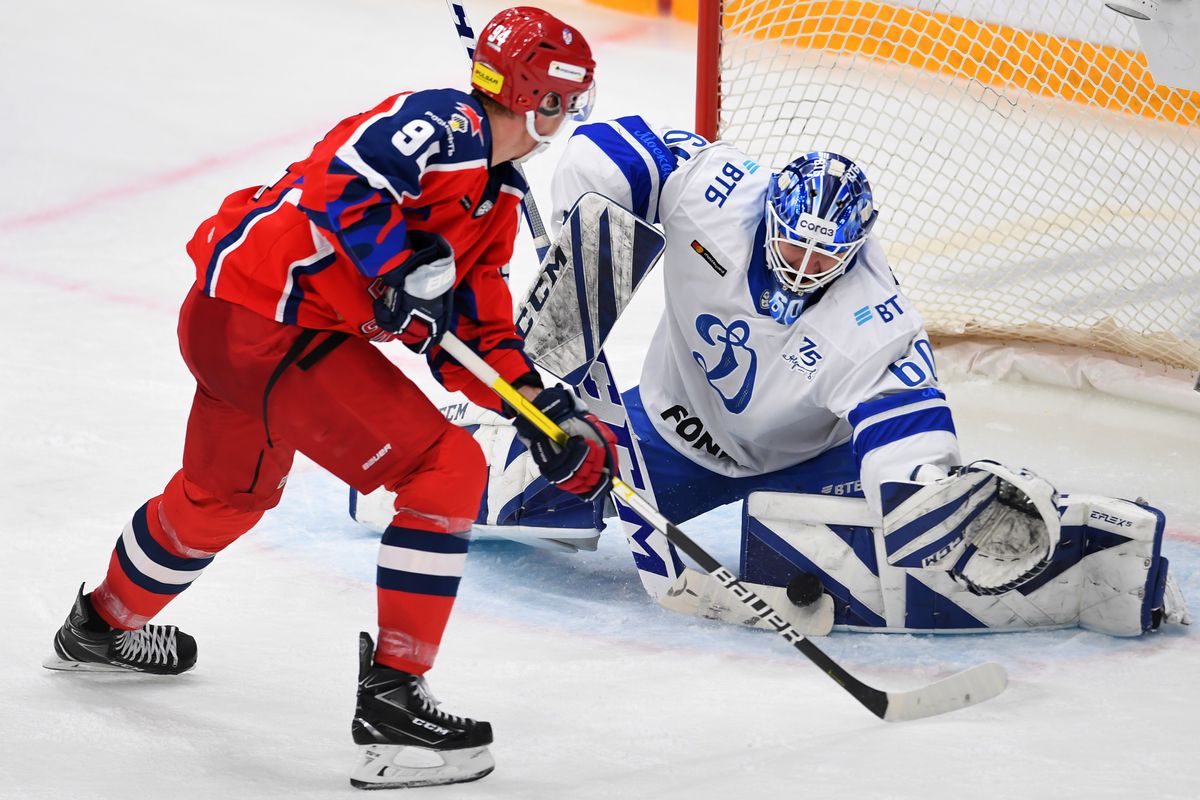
[444,0,553,261]
[444,4,698,611]
[439,332,1009,722]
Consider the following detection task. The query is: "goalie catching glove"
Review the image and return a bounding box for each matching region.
[512,385,619,501]
[880,460,1061,595]
[373,230,456,354]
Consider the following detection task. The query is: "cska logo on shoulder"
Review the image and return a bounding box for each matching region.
[451,102,484,144]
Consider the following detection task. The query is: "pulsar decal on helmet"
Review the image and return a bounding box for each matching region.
[471,62,504,93]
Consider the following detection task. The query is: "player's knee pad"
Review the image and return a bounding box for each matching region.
[385,422,487,531]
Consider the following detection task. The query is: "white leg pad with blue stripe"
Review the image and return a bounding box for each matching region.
[740,487,1189,635]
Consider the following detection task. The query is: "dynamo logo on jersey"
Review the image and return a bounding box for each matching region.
[691,315,757,414]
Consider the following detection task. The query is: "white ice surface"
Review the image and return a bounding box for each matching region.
[2,1,1198,798]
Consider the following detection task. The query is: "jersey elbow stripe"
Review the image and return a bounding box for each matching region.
[852,406,956,466]
[850,388,954,464]
[848,387,946,428]
[205,188,299,294]
[276,226,337,324]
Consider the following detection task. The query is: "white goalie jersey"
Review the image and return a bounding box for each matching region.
[551,117,961,512]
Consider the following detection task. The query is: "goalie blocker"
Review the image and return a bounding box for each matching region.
[741,462,1190,636]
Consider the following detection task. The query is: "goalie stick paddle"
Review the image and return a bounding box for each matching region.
[437,332,1009,722]
[444,0,553,261]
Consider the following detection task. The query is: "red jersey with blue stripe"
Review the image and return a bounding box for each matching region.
[185,88,534,408]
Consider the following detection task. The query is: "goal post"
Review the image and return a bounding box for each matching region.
[693,0,1200,379]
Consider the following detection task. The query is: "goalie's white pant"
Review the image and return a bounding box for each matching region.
[740,491,1190,636]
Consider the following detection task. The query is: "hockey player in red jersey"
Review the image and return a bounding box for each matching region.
[45,6,614,790]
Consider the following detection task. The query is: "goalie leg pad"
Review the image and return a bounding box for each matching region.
[742,488,1189,635]
[741,492,891,629]
[1073,495,1190,635]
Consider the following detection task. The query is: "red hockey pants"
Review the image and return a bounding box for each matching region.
[92,287,486,673]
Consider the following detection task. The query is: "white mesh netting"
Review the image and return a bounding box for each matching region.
[716,0,1200,371]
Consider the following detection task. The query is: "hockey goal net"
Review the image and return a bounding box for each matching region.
[696,0,1200,374]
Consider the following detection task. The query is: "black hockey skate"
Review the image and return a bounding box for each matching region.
[350,632,494,789]
[43,584,197,675]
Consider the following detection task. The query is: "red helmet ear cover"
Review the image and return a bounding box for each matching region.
[472,7,595,114]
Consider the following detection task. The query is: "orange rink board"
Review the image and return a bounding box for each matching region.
[585,0,1200,126]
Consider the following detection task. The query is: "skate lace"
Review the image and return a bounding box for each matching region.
[410,676,467,725]
[115,625,178,666]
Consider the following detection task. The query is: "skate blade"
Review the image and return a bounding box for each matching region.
[42,654,141,673]
[350,743,494,789]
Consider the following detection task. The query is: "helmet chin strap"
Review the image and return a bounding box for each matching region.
[513,110,561,163]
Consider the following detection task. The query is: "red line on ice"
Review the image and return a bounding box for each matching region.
[0,262,179,315]
[0,129,318,233]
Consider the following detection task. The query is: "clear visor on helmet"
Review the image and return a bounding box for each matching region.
[522,83,596,160]
[765,203,867,294]
[536,83,596,122]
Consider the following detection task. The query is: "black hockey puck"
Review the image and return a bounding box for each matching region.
[786,571,823,607]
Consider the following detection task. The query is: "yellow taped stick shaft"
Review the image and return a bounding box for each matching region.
[438,333,569,446]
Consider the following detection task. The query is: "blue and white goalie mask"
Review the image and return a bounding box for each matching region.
[765,152,879,296]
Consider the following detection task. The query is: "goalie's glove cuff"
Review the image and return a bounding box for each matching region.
[373,230,456,354]
[513,385,619,502]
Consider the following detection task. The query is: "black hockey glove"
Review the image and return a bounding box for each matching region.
[373,230,456,354]
[513,385,620,502]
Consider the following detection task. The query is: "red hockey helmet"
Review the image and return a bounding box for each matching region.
[471,7,596,121]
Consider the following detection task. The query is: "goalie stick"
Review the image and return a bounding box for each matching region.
[438,331,1009,723]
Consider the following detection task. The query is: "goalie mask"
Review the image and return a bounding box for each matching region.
[472,7,596,158]
[765,152,878,297]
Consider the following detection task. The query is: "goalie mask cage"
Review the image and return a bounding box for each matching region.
[695,0,1200,374]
